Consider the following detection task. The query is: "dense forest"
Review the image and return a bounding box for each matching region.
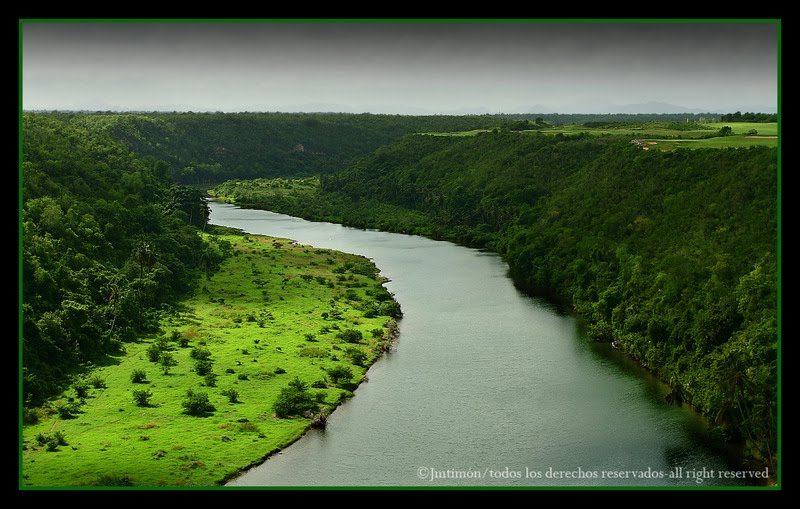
[21,113,215,404]
[720,112,778,122]
[47,112,501,184]
[212,131,778,467]
[27,112,727,185]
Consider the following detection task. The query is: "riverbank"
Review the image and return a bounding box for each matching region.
[209,179,778,483]
[21,227,399,487]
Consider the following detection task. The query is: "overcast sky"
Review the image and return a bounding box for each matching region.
[21,21,779,114]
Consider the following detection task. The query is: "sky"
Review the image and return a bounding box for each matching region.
[21,21,779,114]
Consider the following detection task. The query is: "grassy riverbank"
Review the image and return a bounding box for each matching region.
[21,228,399,487]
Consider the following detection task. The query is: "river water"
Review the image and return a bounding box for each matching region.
[209,202,736,487]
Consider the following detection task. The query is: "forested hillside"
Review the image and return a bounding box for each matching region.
[22,113,214,403]
[29,112,727,185]
[212,131,778,465]
[52,112,499,183]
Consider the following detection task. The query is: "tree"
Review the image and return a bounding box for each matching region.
[132,389,152,407]
[199,242,225,292]
[182,389,215,416]
[163,185,210,228]
[717,126,733,137]
[132,242,156,278]
[345,347,367,366]
[159,352,177,374]
[326,365,353,385]
[273,377,318,417]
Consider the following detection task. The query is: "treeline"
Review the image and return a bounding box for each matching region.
[720,112,778,122]
[22,113,217,403]
[212,132,777,466]
[54,112,501,184]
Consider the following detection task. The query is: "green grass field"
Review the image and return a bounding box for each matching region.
[420,121,778,150]
[21,232,398,487]
[702,122,778,136]
[647,135,778,151]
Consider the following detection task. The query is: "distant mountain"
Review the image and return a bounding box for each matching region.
[513,104,556,114]
[612,101,712,114]
[720,104,778,114]
[558,100,715,114]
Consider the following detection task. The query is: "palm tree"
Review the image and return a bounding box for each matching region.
[664,373,685,407]
[132,242,156,278]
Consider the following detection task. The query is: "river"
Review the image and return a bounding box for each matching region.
[208,201,738,487]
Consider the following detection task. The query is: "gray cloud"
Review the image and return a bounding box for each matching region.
[22,21,778,113]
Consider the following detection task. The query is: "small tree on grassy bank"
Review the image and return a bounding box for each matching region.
[133,389,152,407]
[273,377,318,418]
[159,353,177,374]
[131,369,148,383]
[182,390,215,416]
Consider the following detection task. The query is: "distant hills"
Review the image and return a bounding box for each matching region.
[27,100,777,116]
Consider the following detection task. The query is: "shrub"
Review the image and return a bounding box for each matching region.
[379,301,401,318]
[182,390,216,416]
[194,359,214,376]
[311,380,328,389]
[221,388,239,403]
[326,365,353,385]
[337,329,363,344]
[274,367,286,374]
[179,336,191,348]
[23,408,39,425]
[133,389,152,407]
[46,439,59,452]
[146,344,161,362]
[237,373,249,381]
[371,328,383,338]
[345,347,367,367]
[36,433,49,446]
[157,336,173,350]
[74,383,90,399]
[273,377,318,418]
[190,347,212,360]
[159,353,177,374]
[131,369,148,384]
[204,372,218,387]
[55,402,78,420]
[89,375,107,389]
[53,430,68,446]
[225,368,235,374]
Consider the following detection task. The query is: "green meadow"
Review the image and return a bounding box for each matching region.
[421,121,778,150]
[21,230,399,487]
